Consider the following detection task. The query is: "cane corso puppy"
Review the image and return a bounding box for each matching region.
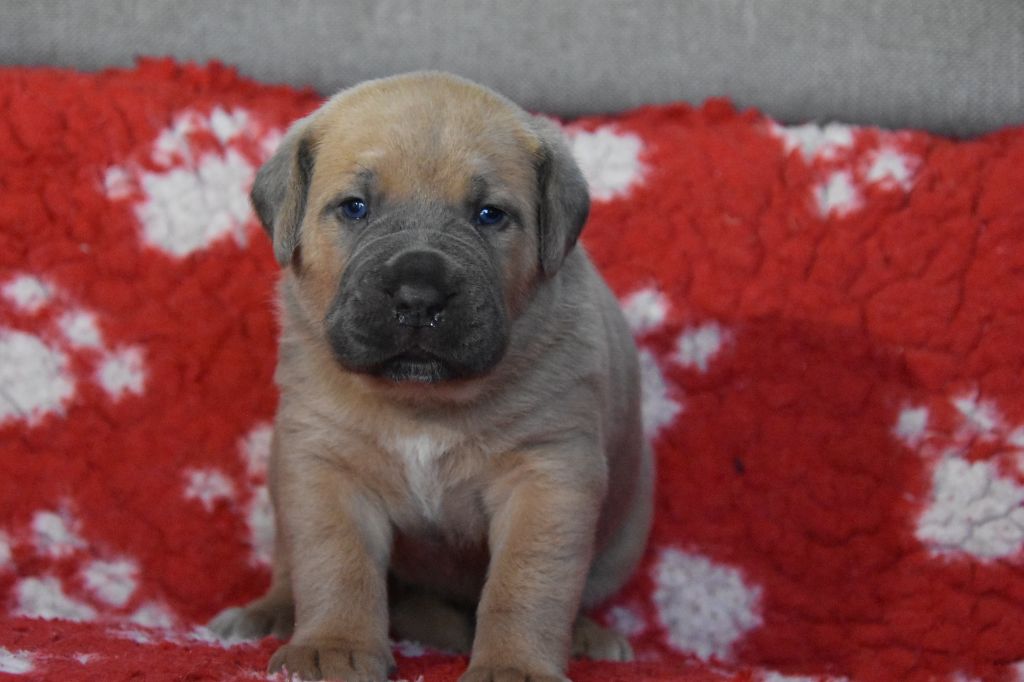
[209,72,653,682]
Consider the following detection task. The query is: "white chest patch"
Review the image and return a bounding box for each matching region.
[386,433,454,523]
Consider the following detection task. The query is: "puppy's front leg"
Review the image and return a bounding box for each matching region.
[463,453,605,682]
[268,454,394,682]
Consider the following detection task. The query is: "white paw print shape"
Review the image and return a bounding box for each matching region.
[0,273,146,426]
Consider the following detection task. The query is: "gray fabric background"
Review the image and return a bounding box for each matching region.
[2,0,1022,136]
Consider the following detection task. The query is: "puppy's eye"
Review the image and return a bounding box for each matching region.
[475,206,506,227]
[338,198,368,221]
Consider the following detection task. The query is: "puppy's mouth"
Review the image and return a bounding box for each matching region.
[373,348,455,384]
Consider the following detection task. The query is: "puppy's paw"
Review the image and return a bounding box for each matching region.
[268,641,394,681]
[207,599,294,641]
[571,615,633,662]
[459,666,568,682]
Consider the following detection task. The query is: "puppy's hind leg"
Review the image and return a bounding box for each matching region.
[390,590,474,654]
[208,581,294,641]
[571,615,633,662]
[208,508,294,641]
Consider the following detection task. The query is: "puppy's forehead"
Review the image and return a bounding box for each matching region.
[309,75,542,202]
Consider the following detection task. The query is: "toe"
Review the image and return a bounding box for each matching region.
[571,616,634,662]
[268,643,321,679]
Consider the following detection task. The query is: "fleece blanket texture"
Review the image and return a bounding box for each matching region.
[1,60,1024,682]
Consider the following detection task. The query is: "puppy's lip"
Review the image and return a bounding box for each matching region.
[375,355,451,384]
[393,346,443,362]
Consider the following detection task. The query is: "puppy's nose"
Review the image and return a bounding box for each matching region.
[393,282,447,327]
[385,250,452,328]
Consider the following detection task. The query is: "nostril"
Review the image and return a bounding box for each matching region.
[381,250,458,328]
[392,283,448,327]
[393,283,445,311]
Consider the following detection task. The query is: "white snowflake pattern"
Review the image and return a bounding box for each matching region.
[105,107,282,258]
[183,468,236,512]
[0,277,149,427]
[769,122,919,220]
[901,392,1024,559]
[652,547,763,661]
[675,322,730,373]
[567,125,645,201]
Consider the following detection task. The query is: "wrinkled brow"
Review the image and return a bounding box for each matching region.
[464,173,530,226]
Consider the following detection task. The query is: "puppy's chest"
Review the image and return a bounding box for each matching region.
[379,431,483,532]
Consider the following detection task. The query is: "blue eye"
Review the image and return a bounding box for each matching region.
[475,206,506,227]
[338,198,368,221]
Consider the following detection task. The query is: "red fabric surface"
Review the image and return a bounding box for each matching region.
[2,60,1024,681]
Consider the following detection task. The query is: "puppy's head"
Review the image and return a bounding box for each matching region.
[253,72,589,385]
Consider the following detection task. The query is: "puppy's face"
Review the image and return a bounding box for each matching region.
[252,73,589,385]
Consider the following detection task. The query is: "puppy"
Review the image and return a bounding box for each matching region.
[209,72,653,682]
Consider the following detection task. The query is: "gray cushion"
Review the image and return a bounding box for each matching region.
[2,0,1021,136]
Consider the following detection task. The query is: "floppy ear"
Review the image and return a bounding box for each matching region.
[251,118,317,266]
[532,116,590,277]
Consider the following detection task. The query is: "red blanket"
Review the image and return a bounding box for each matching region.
[2,60,1023,682]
